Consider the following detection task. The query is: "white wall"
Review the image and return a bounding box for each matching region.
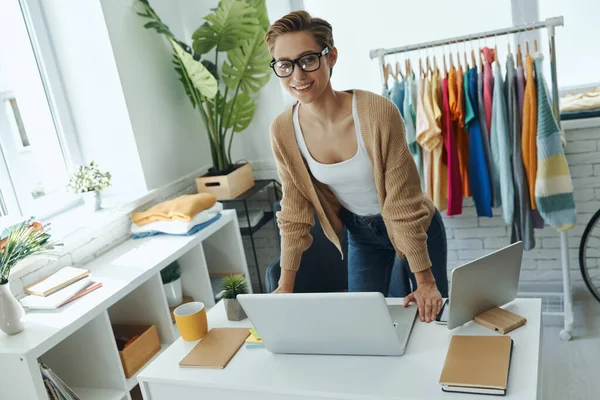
[40,0,147,198]
[538,0,600,89]
[100,0,211,191]
[303,0,513,94]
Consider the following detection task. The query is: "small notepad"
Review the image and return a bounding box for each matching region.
[179,328,249,368]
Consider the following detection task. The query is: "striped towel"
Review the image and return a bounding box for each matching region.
[533,54,576,231]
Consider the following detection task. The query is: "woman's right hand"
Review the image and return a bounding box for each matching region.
[274,269,296,293]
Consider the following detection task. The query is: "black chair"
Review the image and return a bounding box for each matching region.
[265,202,349,293]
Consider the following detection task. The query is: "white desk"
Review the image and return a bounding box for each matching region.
[137,298,542,400]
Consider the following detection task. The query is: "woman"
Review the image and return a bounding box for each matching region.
[265,11,447,323]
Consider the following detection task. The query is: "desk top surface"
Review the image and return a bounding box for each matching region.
[138,298,542,400]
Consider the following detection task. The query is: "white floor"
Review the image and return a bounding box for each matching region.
[541,283,600,400]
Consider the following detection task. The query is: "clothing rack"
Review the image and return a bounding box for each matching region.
[370,16,574,341]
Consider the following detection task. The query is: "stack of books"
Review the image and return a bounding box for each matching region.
[40,363,81,400]
[20,266,102,310]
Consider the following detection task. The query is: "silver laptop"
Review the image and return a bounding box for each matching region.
[447,241,524,330]
[237,292,418,356]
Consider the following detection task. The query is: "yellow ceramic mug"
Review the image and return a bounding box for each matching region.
[174,302,208,341]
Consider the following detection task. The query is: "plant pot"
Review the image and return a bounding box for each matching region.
[81,191,102,211]
[196,162,254,200]
[224,298,247,321]
[163,277,183,307]
[0,283,25,336]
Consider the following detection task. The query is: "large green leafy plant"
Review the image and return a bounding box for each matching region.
[136,0,271,175]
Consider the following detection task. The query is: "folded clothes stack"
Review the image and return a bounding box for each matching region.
[560,87,600,120]
[130,193,223,239]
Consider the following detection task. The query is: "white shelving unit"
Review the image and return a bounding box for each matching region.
[0,210,251,400]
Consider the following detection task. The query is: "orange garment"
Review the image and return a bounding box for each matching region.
[452,66,471,197]
[431,70,448,211]
[522,55,538,209]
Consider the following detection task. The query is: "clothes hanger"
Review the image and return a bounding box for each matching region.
[443,49,448,76]
[470,38,477,70]
[419,47,424,79]
[449,41,455,69]
[463,38,469,69]
[456,40,462,70]
[478,36,484,72]
[494,34,499,66]
[426,46,432,76]
[517,29,523,67]
[383,62,390,86]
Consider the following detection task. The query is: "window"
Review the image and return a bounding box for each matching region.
[0,0,82,218]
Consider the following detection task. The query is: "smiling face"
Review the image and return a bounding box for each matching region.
[271,31,337,104]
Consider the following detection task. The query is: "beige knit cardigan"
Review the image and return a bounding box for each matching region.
[270,89,435,273]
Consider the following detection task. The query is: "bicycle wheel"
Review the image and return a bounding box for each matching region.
[579,208,600,303]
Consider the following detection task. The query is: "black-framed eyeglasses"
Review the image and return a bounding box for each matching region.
[270,47,330,78]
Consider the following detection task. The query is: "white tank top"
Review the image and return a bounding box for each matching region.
[293,93,382,216]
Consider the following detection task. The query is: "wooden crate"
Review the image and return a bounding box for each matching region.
[112,324,161,378]
[196,162,254,200]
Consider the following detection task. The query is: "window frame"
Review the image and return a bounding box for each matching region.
[0,0,84,219]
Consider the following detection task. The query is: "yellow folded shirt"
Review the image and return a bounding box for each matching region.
[131,193,217,227]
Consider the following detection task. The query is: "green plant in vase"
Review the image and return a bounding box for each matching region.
[160,260,183,307]
[0,218,62,335]
[136,0,271,177]
[219,273,249,321]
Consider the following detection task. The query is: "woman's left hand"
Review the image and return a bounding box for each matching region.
[403,281,443,323]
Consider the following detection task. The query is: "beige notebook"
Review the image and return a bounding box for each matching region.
[25,267,89,297]
[179,328,250,369]
[439,335,514,396]
[474,307,527,334]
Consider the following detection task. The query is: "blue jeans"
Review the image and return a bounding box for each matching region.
[340,208,448,297]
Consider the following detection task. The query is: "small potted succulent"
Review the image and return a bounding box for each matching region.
[0,218,62,335]
[67,161,112,211]
[160,260,182,307]
[219,274,248,321]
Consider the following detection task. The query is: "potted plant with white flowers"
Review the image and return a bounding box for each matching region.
[67,161,112,211]
[0,218,62,335]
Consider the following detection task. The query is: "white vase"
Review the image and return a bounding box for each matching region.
[81,191,102,211]
[0,283,25,336]
[163,277,183,307]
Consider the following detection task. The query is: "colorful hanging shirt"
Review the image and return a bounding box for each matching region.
[506,54,535,250]
[467,67,493,217]
[482,47,495,134]
[403,73,423,188]
[477,61,495,208]
[456,66,471,197]
[533,54,576,231]
[490,60,514,224]
[522,55,538,210]
[443,69,463,216]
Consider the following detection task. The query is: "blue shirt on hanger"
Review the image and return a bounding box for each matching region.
[467,67,493,218]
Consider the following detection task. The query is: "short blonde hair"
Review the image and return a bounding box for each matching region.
[264,11,334,56]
